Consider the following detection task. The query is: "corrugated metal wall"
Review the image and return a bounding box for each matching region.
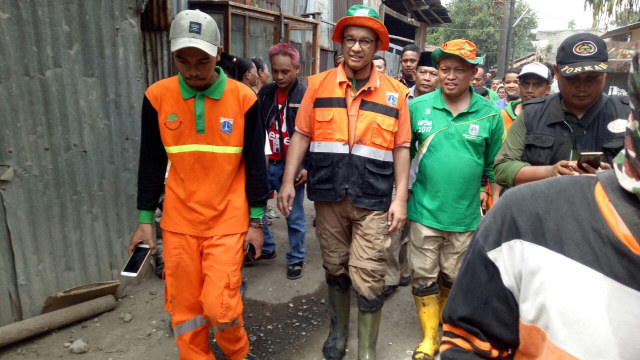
[0,0,145,324]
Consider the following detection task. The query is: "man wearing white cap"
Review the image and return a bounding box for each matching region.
[128,9,268,360]
[500,62,551,132]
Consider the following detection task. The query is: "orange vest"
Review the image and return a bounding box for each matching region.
[145,75,255,236]
[501,108,515,132]
[305,68,407,211]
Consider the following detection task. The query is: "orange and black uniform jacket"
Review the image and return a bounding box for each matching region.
[137,72,269,236]
[298,66,409,211]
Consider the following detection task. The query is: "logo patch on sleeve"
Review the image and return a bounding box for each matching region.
[189,21,202,35]
[607,119,627,133]
[220,118,233,134]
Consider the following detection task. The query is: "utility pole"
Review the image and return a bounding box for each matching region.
[497,0,510,78]
[504,0,516,70]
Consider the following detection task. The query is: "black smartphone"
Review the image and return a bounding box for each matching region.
[244,243,258,265]
[577,152,604,172]
[121,244,151,277]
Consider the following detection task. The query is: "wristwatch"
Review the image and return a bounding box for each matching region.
[249,217,264,228]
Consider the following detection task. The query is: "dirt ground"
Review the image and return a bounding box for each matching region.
[0,198,429,360]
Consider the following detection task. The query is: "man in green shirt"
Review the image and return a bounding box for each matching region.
[407,39,504,360]
[471,64,499,101]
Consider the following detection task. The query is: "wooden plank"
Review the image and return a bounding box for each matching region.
[41,280,120,314]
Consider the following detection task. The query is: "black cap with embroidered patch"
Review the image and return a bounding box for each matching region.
[556,33,609,77]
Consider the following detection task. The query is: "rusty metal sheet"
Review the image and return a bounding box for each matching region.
[0,0,146,323]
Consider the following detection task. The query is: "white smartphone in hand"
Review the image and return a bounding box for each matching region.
[121,244,151,277]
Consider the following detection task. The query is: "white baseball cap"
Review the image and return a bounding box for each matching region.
[170,10,220,57]
[518,62,551,84]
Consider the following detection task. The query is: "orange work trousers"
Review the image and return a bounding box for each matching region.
[163,230,249,360]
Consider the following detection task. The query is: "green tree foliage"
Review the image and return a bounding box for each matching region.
[426,0,538,68]
[585,0,640,26]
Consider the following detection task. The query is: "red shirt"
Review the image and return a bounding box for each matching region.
[267,88,290,161]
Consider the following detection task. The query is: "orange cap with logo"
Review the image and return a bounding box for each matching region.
[431,39,485,65]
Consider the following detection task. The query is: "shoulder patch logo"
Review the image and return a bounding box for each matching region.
[386,92,398,106]
[220,117,233,134]
[573,41,597,56]
[607,119,627,133]
[469,124,479,136]
[165,113,181,130]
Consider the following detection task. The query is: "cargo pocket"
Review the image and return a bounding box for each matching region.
[314,109,335,139]
[219,271,243,324]
[308,154,333,190]
[363,161,394,195]
[371,117,398,149]
[522,133,554,165]
[162,258,182,315]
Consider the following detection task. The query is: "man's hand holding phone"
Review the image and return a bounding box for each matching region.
[128,223,156,255]
[573,152,609,174]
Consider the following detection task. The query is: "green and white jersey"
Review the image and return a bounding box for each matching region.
[408,87,505,232]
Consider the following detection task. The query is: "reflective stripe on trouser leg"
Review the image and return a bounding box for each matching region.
[173,315,210,338]
[201,232,249,360]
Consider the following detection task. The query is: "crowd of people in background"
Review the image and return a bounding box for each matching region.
[130,6,639,360]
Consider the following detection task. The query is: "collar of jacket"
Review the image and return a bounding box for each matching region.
[336,62,380,92]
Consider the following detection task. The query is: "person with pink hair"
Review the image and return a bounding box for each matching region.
[252,43,308,280]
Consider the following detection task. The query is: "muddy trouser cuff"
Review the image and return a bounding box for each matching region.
[356,293,384,312]
[326,274,352,292]
[412,282,439,297]
[439,273,453,289]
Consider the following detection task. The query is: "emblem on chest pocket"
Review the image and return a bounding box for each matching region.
[220,118,233,134]
[165,113,182,130]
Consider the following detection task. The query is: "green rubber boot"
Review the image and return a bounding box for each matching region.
[322,287,350,360]
[357,309,381,360]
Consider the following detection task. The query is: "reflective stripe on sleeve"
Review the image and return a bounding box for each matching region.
[309,141,350,154]
[173,315,209,338]
[352,144,393,162]
[164,144,243,154]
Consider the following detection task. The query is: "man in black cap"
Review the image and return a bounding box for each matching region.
[494,33,631,188]
[384,51,439,297]
[407,51,439,102]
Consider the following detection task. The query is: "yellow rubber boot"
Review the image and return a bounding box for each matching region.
[439,286,451,324]
[412,294,440,360]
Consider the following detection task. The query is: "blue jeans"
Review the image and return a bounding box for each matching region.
[262,162,306,264]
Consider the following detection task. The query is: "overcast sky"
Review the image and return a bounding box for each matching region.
[441,0,596,31]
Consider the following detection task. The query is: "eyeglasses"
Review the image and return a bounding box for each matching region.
[343,37,374,49]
